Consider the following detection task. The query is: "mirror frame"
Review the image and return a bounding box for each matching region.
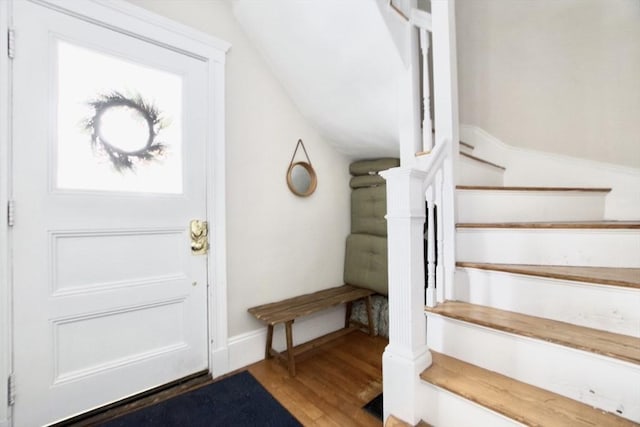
[286,161,317,197]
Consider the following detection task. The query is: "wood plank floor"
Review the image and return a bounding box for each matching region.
[427,301,640,364]
[248,330,388,426]
[422,351,638,427]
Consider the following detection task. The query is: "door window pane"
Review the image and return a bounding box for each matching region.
[56,40,183,194]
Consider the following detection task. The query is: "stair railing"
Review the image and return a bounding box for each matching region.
[387,0,458,304]
[419,140,451,307]
[381,0,459,424]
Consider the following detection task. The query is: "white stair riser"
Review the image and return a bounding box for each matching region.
[458,156,504,186]
[456,228,640,267]
[418,382,523,427]
[456,191,607,223]
[459,144,475,156]
[454,268,640,338]
[426,315,640,423]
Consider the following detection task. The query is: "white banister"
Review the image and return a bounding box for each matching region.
[410,8,432,31]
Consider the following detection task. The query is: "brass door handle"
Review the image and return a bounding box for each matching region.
[190,220,209,255]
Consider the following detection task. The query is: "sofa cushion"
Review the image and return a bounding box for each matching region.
[349,175,385,189]
[349,158,399,176]
[351,186,387,237]
[344,234,388,295]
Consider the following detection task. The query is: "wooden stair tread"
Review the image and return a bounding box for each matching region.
[460,152,506,170]
[456,262,640,289]
[457,220,640,229]
[426,301,640,365]
[385,415,432,427]
[459,141,474,150]
[421,351,638,427]
[456,185,611,193]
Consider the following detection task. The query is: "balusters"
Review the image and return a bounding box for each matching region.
[419,28,433,153]
[425,184,436,307]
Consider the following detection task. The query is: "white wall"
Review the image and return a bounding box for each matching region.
[461,125,640,220]
[457,0,640,168]
[126,1,351,338]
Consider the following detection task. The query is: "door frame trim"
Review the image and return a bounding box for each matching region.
[0,0,11,425]
[0,1,231,424]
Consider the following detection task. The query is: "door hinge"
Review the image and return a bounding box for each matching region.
[7,374,15,406]
[7,200,14,227]
[7,29,15,59]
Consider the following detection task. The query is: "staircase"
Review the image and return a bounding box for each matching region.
[413,144,640,426]
[380,1,639,425]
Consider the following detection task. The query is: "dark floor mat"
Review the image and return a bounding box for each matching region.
[363,393,383,421]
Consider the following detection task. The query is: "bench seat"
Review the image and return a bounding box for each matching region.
[248,285,375,376]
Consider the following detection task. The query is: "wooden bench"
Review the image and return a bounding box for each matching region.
[248,285,376,376]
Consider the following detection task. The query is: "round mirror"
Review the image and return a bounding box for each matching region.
[287,161,317,197]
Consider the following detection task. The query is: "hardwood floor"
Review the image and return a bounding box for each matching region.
[248,330,388,426]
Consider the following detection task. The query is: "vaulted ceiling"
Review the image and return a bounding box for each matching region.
[231,0,404,159]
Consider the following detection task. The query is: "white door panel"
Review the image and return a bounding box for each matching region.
[12,1,210,425]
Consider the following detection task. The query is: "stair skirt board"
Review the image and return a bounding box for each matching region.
[454,267,640,338]
[456,228,640,267]
[456,190,607,223]
[458,156,504,187]
[417,382,522,427]
[425,314,640,423]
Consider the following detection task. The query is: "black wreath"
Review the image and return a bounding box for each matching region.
[83,92,168,172]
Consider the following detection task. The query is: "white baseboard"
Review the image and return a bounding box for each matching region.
[460,125,640,220]
[226,306,346,373]
[210,346,229,378]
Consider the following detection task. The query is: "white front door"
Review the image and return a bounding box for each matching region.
[11,1,211,425]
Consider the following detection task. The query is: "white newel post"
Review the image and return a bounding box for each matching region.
[381,167,432,425]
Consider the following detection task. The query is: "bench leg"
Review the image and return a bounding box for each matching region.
[265,324,274,359]
[285,320,296,376]
[365,295,375,337]
[345,301,353,328]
